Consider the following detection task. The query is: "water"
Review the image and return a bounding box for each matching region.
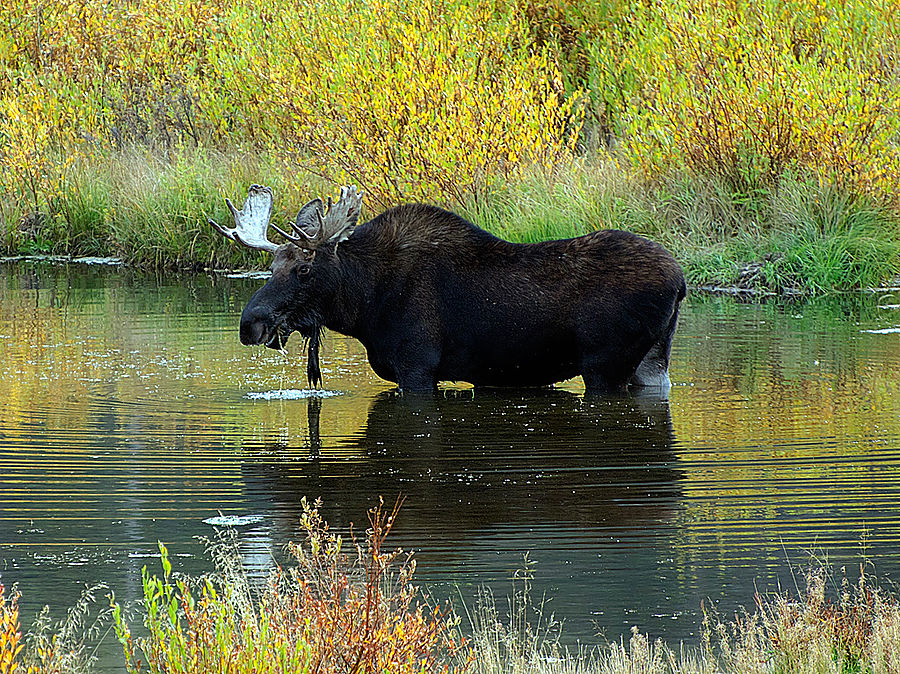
[2,260,900,655]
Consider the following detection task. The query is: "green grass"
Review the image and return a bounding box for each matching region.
[464,161,900,294]
[2,147,332,270]
[3,148,899,294]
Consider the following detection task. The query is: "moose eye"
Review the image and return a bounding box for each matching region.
[297,264,312,276]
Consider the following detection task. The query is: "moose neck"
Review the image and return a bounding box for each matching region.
[316,242,375,340]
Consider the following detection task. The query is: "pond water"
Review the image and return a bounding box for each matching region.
[2,260,900,657]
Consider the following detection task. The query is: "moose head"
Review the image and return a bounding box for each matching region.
[209,184,363,385]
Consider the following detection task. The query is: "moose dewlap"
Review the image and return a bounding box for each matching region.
[209,185,686,393]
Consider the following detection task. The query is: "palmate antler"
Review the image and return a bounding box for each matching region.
[208,184,364,253]
[208,184,280,253]
[291,185,364,249]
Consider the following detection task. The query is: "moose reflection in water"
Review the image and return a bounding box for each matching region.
[233,390,683,635]
[239,389,682,543]
[210,185,686,393]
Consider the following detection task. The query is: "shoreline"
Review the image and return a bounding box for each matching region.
[4,153,897,296]
[5,254,900,301]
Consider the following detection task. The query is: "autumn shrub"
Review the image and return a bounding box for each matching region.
[0,585,23,674]
[616,0,900,198]
[231,0,583,206]
[515,0,900,200]
[112,498,467,674]
[0,0,229,234]
[3,0,900,290]
[5,0,900,206]
[0,0,581,218]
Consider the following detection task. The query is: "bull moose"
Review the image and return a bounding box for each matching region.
[209,185,686,393]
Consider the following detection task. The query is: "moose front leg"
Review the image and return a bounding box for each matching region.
[397,370,438,393]
[393,338,441,393]
[363,340,439,392]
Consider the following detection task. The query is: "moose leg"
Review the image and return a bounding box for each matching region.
[628,340,671,390]
[578,322,648,394]
[397,370,438,393]
[394,338,440,393]
[581,372,627,394]
[580,354,634,394]
[629,305,679,391]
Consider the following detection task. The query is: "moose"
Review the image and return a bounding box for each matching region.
[209,185,686,393]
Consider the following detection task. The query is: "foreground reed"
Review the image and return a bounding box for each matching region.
[468,562,900,674]
[109,497,466,673]
[1,505,898,673]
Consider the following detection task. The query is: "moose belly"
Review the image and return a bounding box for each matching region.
[437,334,580,387]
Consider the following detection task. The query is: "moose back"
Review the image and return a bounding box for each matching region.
[209,185,686,393]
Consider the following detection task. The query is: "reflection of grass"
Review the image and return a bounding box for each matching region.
[3,508,900,673]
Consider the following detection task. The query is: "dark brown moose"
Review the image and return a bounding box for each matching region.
[209,185,686,393]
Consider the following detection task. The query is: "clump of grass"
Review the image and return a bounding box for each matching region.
[111,497,467,674]
[464,556,565,674]
[2,146,335,269]
[712,563,900,674]
[464,562,701,674]
[463,160,900,294]
[465,560,900,674]
[1,582,108,674]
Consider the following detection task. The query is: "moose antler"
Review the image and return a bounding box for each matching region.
[291,185,364,250]
[209,184,363,253]
[208,184,285,253]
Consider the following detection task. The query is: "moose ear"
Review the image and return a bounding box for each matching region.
[295,198,324,234]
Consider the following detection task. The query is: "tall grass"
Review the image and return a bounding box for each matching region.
[5,147,329,268]
[464,160,900,293]
[465,561,900,674]
[5,148,897,293]
[110,497,466,674]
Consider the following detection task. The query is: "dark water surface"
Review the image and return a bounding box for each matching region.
[2,260,900,656]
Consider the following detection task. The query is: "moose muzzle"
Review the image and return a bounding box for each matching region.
[240,303,278,347]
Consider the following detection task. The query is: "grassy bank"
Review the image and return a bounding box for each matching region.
[3,0,900,292]
[2,502,898,673]
[3,148,899,294]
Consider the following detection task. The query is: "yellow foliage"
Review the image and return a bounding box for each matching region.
[2,0,900,215]
[0,0,582,209]
[249,0,583,205]
[611,0,900,196]
[0,585,23,674]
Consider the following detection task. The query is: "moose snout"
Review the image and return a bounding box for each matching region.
[239,304,274,346]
